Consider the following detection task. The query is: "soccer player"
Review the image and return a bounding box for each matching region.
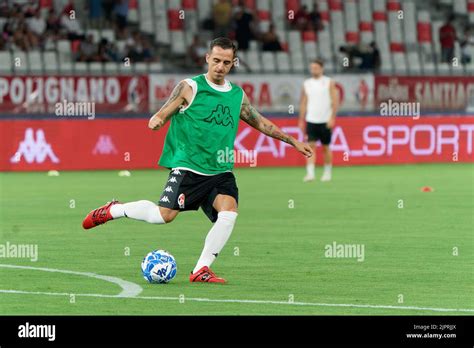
[298,59,339,182]
[82,38,313,283]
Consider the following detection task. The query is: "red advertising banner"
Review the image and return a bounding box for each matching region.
[1,116,472,171]
[375,76,474,111]
[0,75,149,114]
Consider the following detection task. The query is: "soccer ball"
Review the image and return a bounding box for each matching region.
[141,249,177,284]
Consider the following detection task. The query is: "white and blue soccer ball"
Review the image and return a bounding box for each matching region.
[141,249,177,284]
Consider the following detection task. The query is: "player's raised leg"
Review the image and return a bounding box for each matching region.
[321,144,332,182]
[304,141,316,182]
[82,200,178,229]
[190,194,238,284]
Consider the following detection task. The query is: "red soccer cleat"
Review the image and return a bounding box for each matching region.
[82,200,119,230]
[189,266,226,284]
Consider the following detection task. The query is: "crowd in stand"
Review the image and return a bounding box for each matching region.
[0,0,156,64]
[1,0,472,71]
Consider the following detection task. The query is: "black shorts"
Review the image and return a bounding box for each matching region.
[157,169,239,223]
[307,122,332,145]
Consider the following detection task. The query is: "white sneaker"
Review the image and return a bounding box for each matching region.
[303,174,315,182]
[320,172,331,182]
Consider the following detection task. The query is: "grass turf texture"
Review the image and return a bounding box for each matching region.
[0,164,472,315]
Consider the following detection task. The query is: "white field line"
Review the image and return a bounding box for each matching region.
[1,264,473,313]
[0,289,473,313]
[0,264,142,297]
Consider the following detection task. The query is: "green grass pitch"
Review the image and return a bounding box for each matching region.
[0,164,472,315]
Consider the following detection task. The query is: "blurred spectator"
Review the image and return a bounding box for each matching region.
[46,9,61,35]
[188,34,207,69]
[261,24,282,51]
[292,5,310,31]
[60,3,85,40]
[77,34,97,62]
[113,0,129,38]
[439,15,456,63]
[97,38,121,62]
[370,41,381,71]
[233,0,255,51]
[124,31,154,62]
[102,0,115,22]
[11,12,38,50]
[309,3,323,31]
[460,25,473,65]
[27,10,46,37]
[88,0,104,29]
[213,0,232,38]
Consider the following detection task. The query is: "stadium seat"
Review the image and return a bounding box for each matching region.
[358,0,374,44]
[272,0,286,31]
[28,51,43,74]
[197,0,213,23]
[170,31,187,55]
[329,1,346,58]
[469,0,474,22]
[290,51,305,73]
[43,51,58,74]
[12,51,28,74]
[276,51,291,72]
[153,0,170,44]
[261,52,276,72]
[128,0,139,22]
[89,62,103,74]
[453,0,467,15]
[74,62,88,74]
[134,62,148,73]
[344,0,359,45]
[0,51,12,74]
[139,0,154,34]
[119,61,133,74]
[392,52,407,74]
[406,50,421,74]
[104,62,118,74]
[57,40,72,62]
[438,63,451,75]
[100,29,115,43]
[149,62,163,72]
[59,61,73,74]
[246,50,262,72]
[402,1,417,45]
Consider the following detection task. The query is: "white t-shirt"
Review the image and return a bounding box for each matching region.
[303,75,333,124]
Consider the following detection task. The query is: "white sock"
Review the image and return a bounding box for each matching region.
[193,211,238,274]
[324,164,332,173]
[306,163,315,177]
[110,200,165,224]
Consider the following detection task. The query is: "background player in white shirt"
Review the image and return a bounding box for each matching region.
[298,59,339,182]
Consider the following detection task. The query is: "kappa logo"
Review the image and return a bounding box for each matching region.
[178,193,185,209]
[172,169,181,175]
[160,196,170,203]
[203,104,234,128]
[92,135,118,155]
[168,177,178,183]
[164,186,173,193]
[10,128,60,164]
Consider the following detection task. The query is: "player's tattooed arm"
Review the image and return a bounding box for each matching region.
[240,93,313,158]
[148,81,190,130]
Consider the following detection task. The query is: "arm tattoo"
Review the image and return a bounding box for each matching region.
[240,98,262,128]
[263,123,295,146]
[160,81,185,112]
[240,96,295,146]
